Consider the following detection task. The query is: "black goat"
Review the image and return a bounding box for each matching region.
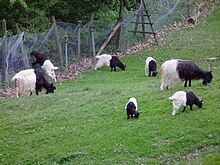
[169,91,203,116]
[110,56,126,71]
[31,50,48,66]
[160,59,213,90]
[34,70,56,95]
[183,91,203,112]
[94,54,126,71]
[125,97,140,119]
[145,57,158,77]
[177,60,213,87]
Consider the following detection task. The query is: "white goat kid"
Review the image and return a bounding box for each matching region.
[169,91,186,116]
[94,54,112,70]
[41,60,58,82]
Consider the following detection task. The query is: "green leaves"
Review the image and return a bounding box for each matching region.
[9,0,27,8]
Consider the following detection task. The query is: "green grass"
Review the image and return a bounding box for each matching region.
[1,6,220,165]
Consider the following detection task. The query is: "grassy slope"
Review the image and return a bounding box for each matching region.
[0,6,220,165]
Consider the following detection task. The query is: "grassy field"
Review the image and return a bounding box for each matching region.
[1,6,220,165]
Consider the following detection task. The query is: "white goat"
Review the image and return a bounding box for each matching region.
[11,69,36,98]
[11,69,56,98]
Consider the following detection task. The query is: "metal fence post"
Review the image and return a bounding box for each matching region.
[65,36,68,71]
[77,21,82,62]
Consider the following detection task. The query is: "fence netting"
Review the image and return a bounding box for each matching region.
[0,0,193,87]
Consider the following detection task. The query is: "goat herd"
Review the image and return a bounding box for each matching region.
[11,52,213,117]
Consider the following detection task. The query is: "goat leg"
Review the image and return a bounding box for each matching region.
[32,62,37,66]
[127,113,130,119]
[189,79,192,87]
[182,107,187,112]
[184,80,188,87]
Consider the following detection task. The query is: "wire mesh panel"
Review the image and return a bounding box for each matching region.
[0,0,189,87]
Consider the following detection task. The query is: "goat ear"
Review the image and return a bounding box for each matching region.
[53,67,58,70]
[200,98,204,104]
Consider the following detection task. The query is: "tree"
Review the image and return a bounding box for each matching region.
[0,0,140,34]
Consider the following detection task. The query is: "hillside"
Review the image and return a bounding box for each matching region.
[0,5,220,165]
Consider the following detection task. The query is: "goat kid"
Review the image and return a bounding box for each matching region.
[125,97,140,119]
[31,51,58,82]
[169,91,203,116]
[94,54,126,71]
[145,57,158,77]
[12,69,56,98]
[160,59,213,90]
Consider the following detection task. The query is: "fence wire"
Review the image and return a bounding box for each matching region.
[0,0,190,87]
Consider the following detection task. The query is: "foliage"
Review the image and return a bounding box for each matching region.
[0,0,139,35]
[0,6,220,164]
[1,0,217,34]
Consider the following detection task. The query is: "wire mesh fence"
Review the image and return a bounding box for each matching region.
[0,0,191,88]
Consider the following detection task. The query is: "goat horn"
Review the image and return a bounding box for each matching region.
[208,63,211,71]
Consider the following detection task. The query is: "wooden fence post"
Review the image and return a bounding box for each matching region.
[96,19,123,56]
[116,0,124,49]
[16,23,29,69]
[52,16,64,69]
[88,14,96,58]
[1,19,8,88]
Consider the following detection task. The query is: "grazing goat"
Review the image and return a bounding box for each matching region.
[160,59,213,90]
[94,54,126,71]
[125,97,140,119]
[169,91,203,116]
[31,51,58,82]
[11,69,56,98]
[145,57,158,77]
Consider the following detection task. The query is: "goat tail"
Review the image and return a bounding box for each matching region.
[11,76,20,98]
[159,68,163,76]
[95,55,102,59]
[168,96,175,100]
[11,75,16,82]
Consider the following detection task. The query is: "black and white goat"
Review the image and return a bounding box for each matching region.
[169,91,203,116]
[31,51,58,82]
[145,57,158,77]
[125,97,140,119]
[11,69,56,98]
[94,54,126,71]
[160,59,213,90]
